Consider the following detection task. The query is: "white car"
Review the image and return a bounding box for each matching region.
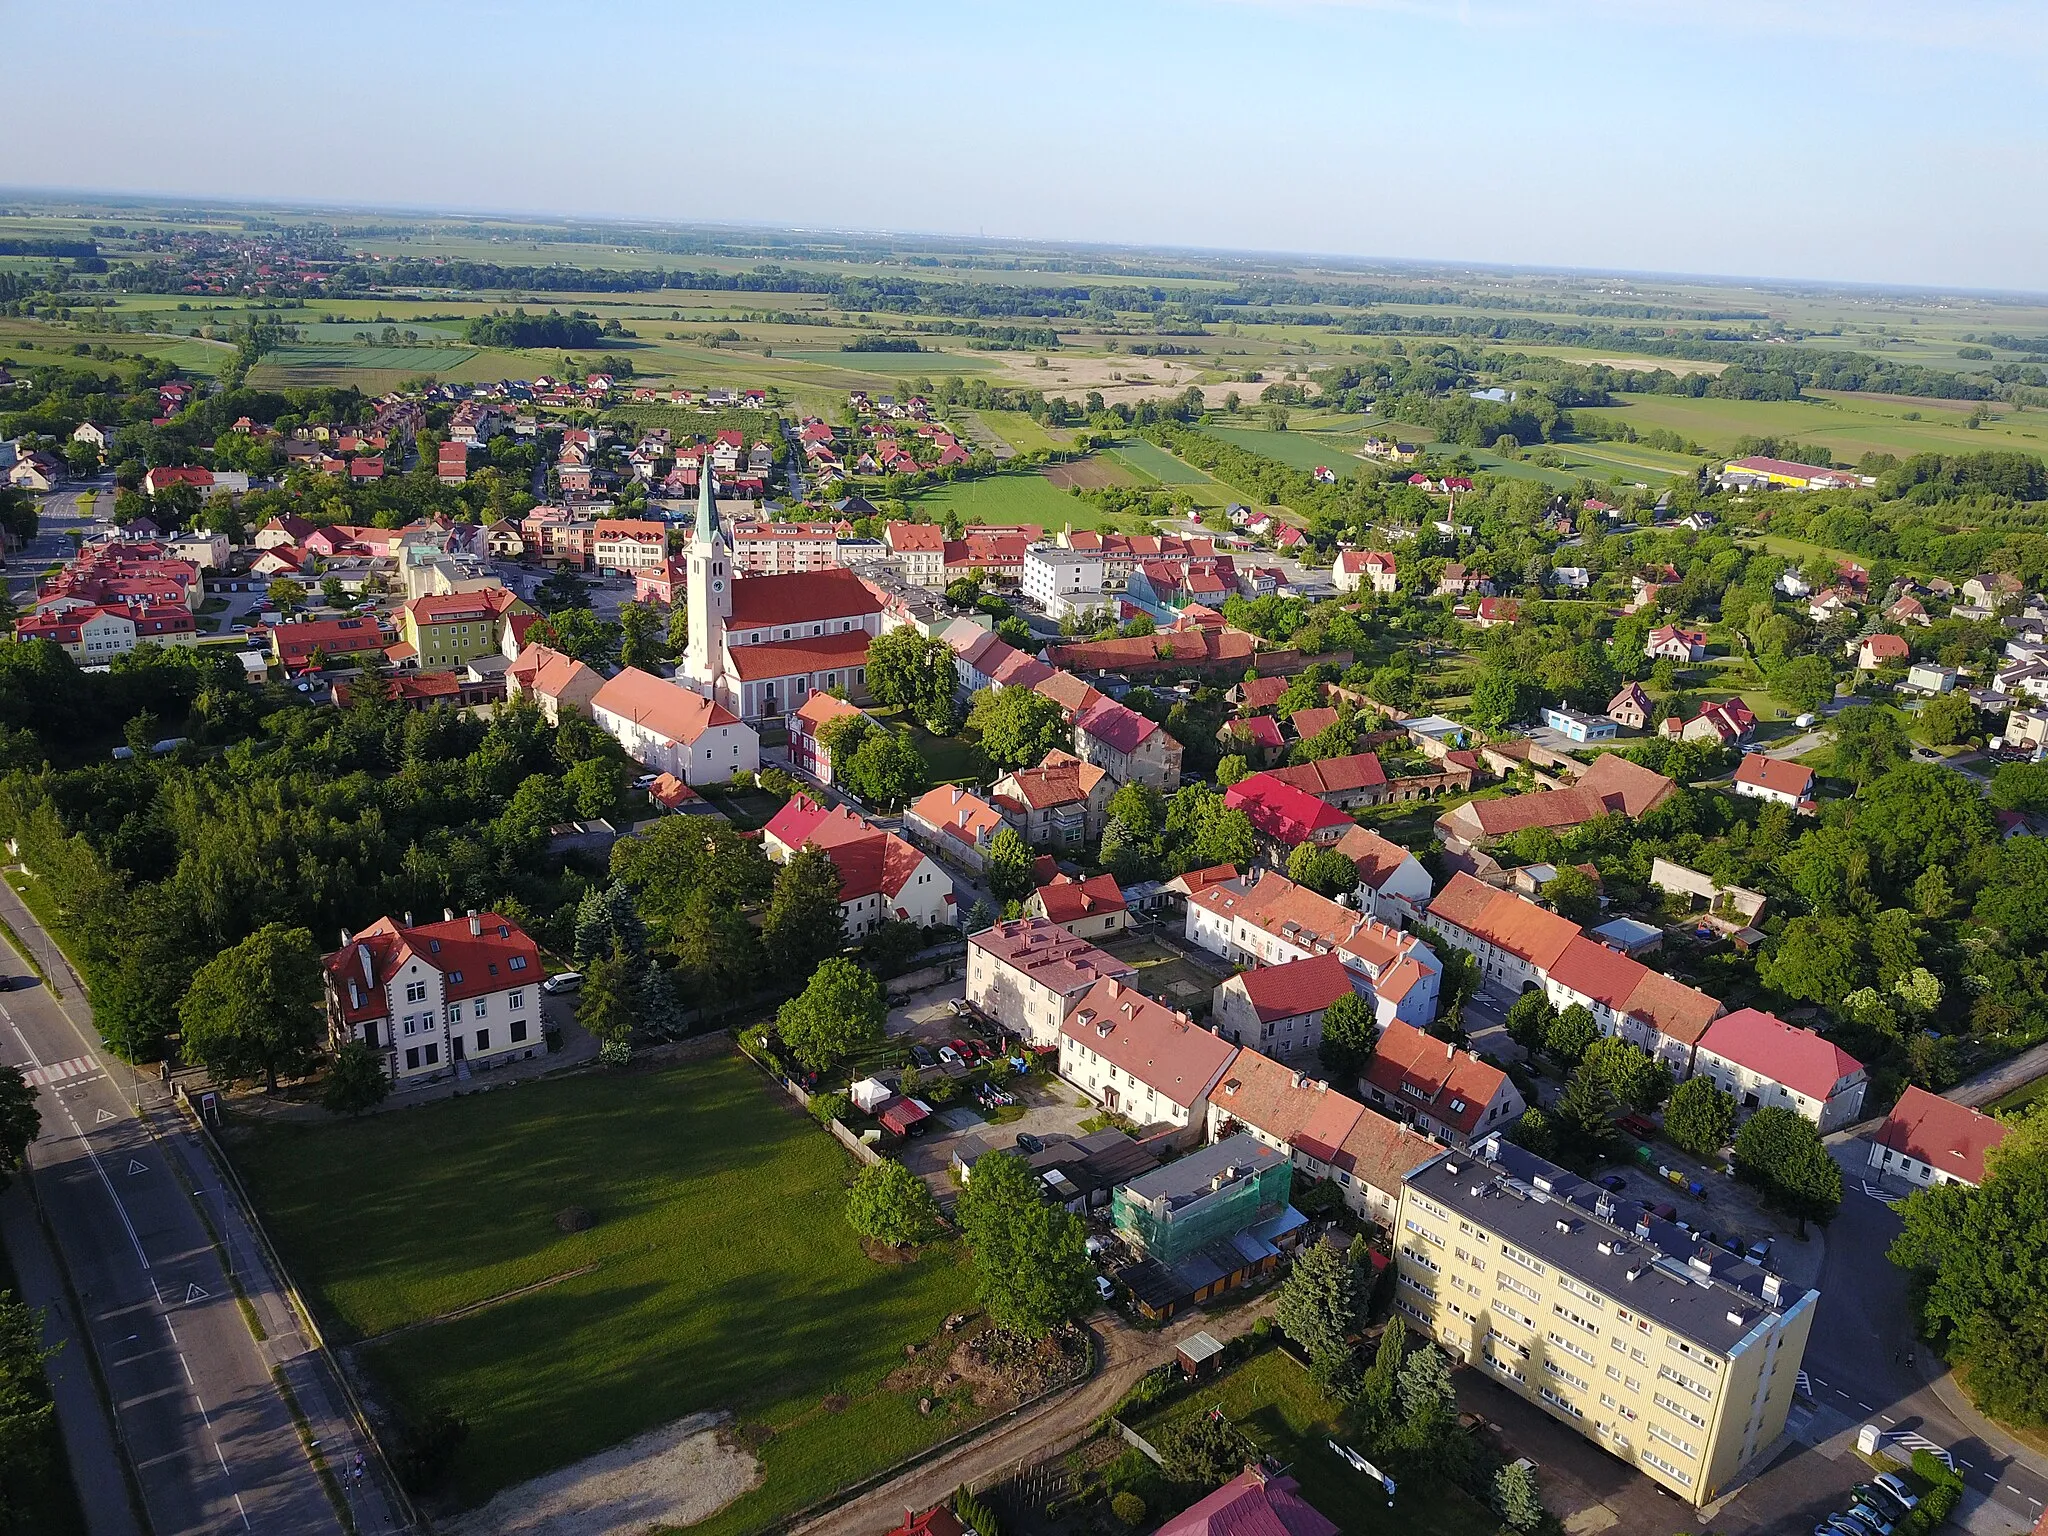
[937,1045,962,1066]
[541,971,583,995]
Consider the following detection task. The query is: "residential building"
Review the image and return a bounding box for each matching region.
[590,666,760,786]
[592,519,668,575]
[1110,1134,1296,1313]
[1542,704,1619,743]
[16,603,195,661]
[1155,1468,1338,1536]
[1262,751,1389,809]
[1060,975,1237,1132]
[757,794,954,934]
[1209,953,1358,1060]
[1608,683,1652,731]
[1022,544,1108,621]
[966,918,1133,1047]
[787,691,864,785]
[165,532,231,570]
[1029,872,1129,940]
[1867,1086,2010,1189]
[1364,1020,1524,1144]
[1328,824,1434,922]
[1393,1136,1816,1506]
[729,521,844,576]
[1855,633,1912,671]
[884,521,947,587]
[399,588,533,672]
[1731,754,1815,812]
[1184,869,1441,1031]
[1224,772,1353,856]
[1427,872,1722,1069]
[904,784,1006,874]
[269,615,388,670]
[1333,549,1399,595]
[1646,625,1708,662]
[1905,662,1959,695]
[322,909,546,1086]
[437,441,470,485]
[1073,696,1183,791]
[1691,1009,1867,1132]
[505,642,602,725]
[1436,753,1676,850]
[989,749,1112,846]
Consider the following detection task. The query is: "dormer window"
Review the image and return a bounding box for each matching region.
[449,970,464,984]
[428,939,440,953]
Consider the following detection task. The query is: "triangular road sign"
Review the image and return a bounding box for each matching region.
[184,1283,210,1303]
[126,1159,146,1176]
[94,1109,116,1123]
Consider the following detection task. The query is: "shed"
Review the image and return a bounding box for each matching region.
[850,1077,893,1114]
[878,1097,932,1137]
[1589,916,1663,956]
[1176,1330,1227,1375]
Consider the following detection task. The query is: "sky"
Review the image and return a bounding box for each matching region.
[10,0,2047,292]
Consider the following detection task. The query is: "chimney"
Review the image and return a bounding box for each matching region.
[469,911,482,935]
[404,911,413,928]
[443,907,455,923]
[1445,1040,1455,1061]
[340,928,351,947]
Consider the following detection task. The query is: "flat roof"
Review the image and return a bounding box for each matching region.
[1407,1136,1809,1355]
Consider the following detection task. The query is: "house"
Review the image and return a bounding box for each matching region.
[1261,751,1389,809]
[269,615,387,670]
[1855,633,1912,671]
[1473,596,1521,629]
[1607,682,1652,731]
[966,918,1133,1046]
[1233,674,1290,715]
[1867,1086,2010,1190]
[904,784,1007,873]
[142,465,213,498]
[1032,668,1105,722]
[593,519,668,575]
[1224,772,1353,856]
[1333,550,1399,595]
[1963,573,2024,609]
[1022,544,1109,621]
[1210,953,1359,1060]
[757,794,954,934]
[787,691,864,785]
[2003,707,2048,754]
[1905,662,1960,695]
[1059,976,1237,1133]
[1887,595,1930,627]
[1030,872,1129,940]
[1435,562,1485,597]
[1328,824,1433,921]
[1222,713,1287,764]
[1362,1020,1524,1146]
[590,667,760,786]
[727,521,845,577]
[1692,1008,1867,1132]
[505,643,602,725]
[989,750,1112,846]
[1646,625,1708,662]
[322,910,544,1086]
[1732,753,1815,811]
[884,521,947,587]
[1540,704,1618,743]
[436,441,471,485]
[400,588,533,672]
[7,453,63,493]
[1436,752,1676,850]
[1072,696,1182,791]
[1676,698,1757,746]
[1154,1468,1338,1536]
[255,515,317,550]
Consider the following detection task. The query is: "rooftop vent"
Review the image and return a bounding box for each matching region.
[1626,1266,1643,1283]
[1762,1274,1783,1305]
[1444,1161,1461,1177]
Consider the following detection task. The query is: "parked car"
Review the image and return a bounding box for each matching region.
[1846,1503,1896,1536]
[1617,1112,1657,1139]
[948,1038,973,1061]
[1596,1174,1627,1192]
[908,1043,936,1068]
[1094,1275,1115,1301]
[1829,1509,1883,1536]
[937,1045,963,1066]
[1015,1132,1044,1154]
[1872,1475,1920,1513]
[541,971,583,995]
[1746,1239,1772,1264]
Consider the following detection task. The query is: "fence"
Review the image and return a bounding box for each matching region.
[830,1117,885,1167]
[1112,1418,1164,1465]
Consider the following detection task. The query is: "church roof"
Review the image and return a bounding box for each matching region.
[727,567,885,629]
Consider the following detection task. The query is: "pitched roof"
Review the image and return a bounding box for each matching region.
[1872,1086,2010,1187]
[1620,966,1722,1047]
[1332,1105,1444,1195]
[1210,1049,1364,1158]
[1698,1008,1862,1100]
[1034,872,1127,924]
[590,668,743,743]
[908,784,1004,847]
[508,642,596,701]
[1427,873,1581,970]
[1225,773,1353,843]
[323,911,541,1023]
[725,567,883,628]
[1075,696,1161,755]
[969,918,1133,994]
[792,690,864,733]
[1579,752,1679,816]
[1033,669,1104,716]
[992,749,1106,811]
[885,521,945,553]
[1328,825,1415,890]
[1228,716,1286,752]
[724,629,872,681]
[1237,675,1289,710]
[1232,953,1358,1023]
[1364,1021,1511,1137]
[1265,753,1387,797]
[1734,753,1814,798]
[1288,706,1341,740]
[1061,977,1237,1110]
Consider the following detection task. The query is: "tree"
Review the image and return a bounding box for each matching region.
[762,844,846,974]
[1154,1412,1247,1489]
[1495,1460,1545,1533]
[1581,1036,1673,1114]
[0,1068,38,1196]
[1468,668,1526,731]
[176,923,323,1092]
[320,1040,390,1118]
[1733,1106,1842,1232]
[1505,990,1556,1054]
[845,1159,943,1249]
[319,576,347,609]
[1106,780,1164,842]
[0,1288,57,1522]
[618,600,664,669]
[267,578,306,615]
[968,687,1068,771]
[1768,653,1837,713]
[986,826,1036,903]
[1287,842,1359,899]
[956,1150,1095,1335]
[1759,916,1866,1006]
[841,727,926,810]
[1920,690,1979,747]
[1550,1061,1620,1164]
[1543,865,1600,925]
[1275,1232,1362,1368]
[864,626,959,731]
[1544,1004,1598,1069]
[1664,1075,1736,1157]
[1216,753,1251,787]
[776,957,885,1074]
[1392,1342,1465,1472]
[1317,991,1379,1081]
[577,938,642,1049]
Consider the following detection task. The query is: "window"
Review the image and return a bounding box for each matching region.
[1491,1299,1534,1329]
[405,1048,420,1071]
[1496,1272,1540,1302]
[449,970,464,984]
[406,979,428,1004]
[509,989,524,1010]
[402,1017,417,1037]
[511,1020,528,1043]
[1658,1364,1714,1400]
[1553,1303,1601,1338]
[1403,1218,1444,1248]
[475,1029,490,1052]
[1539,1387,1584,1419]
[423,1044,439,1065]
[1546,1332,1595,1365]
[1654,1393,1708,1429]
[1413,1195,1450,1222]
[1498,1242,1547,1277]
[1557,1275,1604,1307]
[1642,1447,1695,1484]
[447,1006,461,1026]
[1543,1360,1589,1391]
[473,999,488,1018]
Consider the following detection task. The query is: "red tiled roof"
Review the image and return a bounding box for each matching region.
[1155,1469,1338,1536]
[1075,697,1160,755]
[1225,773,1352,844]
[1872,1086,2009,1187]
[1364,1021,1510,1137]
[970,918,1132,995]
[1034,873,1127,925]
[1699,1008,1862,1101]
[1237,675,1289,711]
[726,567,883,628]
[1734,753,1814,798]
[993,750,1105,811]
[590,668,743,743]
[908,785,1004,846]
[1209,1049,1363,1159]
[1329,825,1412,889]
[1234,953,1357,1023]
[323,911,541,1024]
[1266,753,1387,797]
[1426,873,1579,971]
[724,629,872,682]
[1861,633,1911,661]
[1228,716,1286,752]
[1289,706,1340,740]
[1062,977,1237,1110]
[1034,670,1103,717]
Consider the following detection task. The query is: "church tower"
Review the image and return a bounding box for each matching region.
[681,466,730,698]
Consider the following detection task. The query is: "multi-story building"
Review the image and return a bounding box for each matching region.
[399,588,533,672]
[1333,549,1399,595]
[1111,1133,1296,1315]
[505,642,602,725]
[16,603,195,661]
[1059,975,1237,1133]
[1690,1009,1866,1133]
[787,691,865,785]
[592,519,668,576]
[269,614,389,670]
[1392,1136,1816,1506]
[1731,754,1816,811]
[966,917,1133,1047]
[758,793,955,934]
[990,749,1112,847]
[1022,544,1108,622]
[1327,824,1435,924]
[730,521,845,576]
[885,521,947,588]
[1073,696,1183,792]
[322,909,547,1086]
[1363,1020,1524,1146]
[904,784,1007,874]
[1028,872,1128,941]
[591,666,760,785]
[1209,953,1359,1061]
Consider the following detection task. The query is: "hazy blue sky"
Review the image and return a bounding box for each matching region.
[13,0,2045,291]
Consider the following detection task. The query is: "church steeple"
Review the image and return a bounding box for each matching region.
[681,461,729,700]
[694,462,720,546]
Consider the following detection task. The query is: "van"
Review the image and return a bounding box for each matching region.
[541,971,583,995]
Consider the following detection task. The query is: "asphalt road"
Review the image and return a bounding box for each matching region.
[1802,1148,2048,1526]
[0,889,357,1536]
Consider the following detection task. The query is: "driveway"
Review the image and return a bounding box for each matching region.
[898,1078,1098,1204]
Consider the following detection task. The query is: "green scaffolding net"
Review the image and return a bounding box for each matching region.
[1113,1156,1292,1266]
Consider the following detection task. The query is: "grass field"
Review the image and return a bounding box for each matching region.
[779,348,1004,374]
[261,343,481,373]
[1593,391,2048,466]
[233,1051,979,1521]
[974,408,1073,455]
[898,470,1104,530]
[1126,1348,1494,1536]
[1107,435,1219,486]
[1203,423,1369,475]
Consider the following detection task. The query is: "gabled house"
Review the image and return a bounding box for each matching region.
[1209,953,1359,1061]
[966,918,1133,1046]
[1855,633,1911,671]
[1361,1020,1524,1147]
[1060,976,1237,1135]
[1692,1008,1866,1132]
[1029,872,1129,940]
[1732,753,1815,811]
[1646,624,1707,662]
[1072,696,1182,791]
[1224,772,1353,856]
[590,667,760,785]
[504,642,601,725]
[904,784,1007,873]
[1867,1086,2009,1190]
[1607,682,1652,731]
[990,748,1112,845]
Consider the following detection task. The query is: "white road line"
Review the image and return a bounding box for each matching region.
[179,1354,193,1386]
[1858,1401,1874,1411]
[1880,1415,1896,1425]
[232,1491,249,1529]
[1960,1458,1976,1468]
[8,1008,150,1271]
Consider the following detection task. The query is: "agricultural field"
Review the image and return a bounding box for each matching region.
[897,468,1106,530]
[971,408,1074,455]
[1590,390,2048,466]
[777,348,1005,374]
[232,1049,980,1525]
[1203,423,1371,475]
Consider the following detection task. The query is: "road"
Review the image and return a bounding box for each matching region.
[0,883,391,1535]
[16,478,111,601]
[1801,1145,2048,1526]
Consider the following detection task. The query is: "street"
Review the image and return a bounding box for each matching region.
[0,881,393,1535]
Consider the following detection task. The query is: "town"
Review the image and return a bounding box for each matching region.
[1,60,2047,1535]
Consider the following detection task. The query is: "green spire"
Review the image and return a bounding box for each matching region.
[694,462,718,544]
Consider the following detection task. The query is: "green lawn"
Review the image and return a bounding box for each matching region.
[261,343,482,373]
[780,348,1004,374]
[899,470,1099,529]
[1127,1348,1494,1536]
[1589,390,2048,466]
[1202,424,1369,476]
[232,1051,979,1520]
[1107,435,1223,487]
[1991,1076,2048,1114]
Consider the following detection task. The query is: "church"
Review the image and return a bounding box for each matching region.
[679,470,885,723]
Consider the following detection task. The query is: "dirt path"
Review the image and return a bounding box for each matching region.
[792,1297,1278,1536]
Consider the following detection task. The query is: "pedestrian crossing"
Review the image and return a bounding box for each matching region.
[19,1055,96,1089]
[1886,1430,1954,1470]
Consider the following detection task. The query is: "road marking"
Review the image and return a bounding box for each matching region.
[1880,1414,1895,1424]
[1810,1376,1828,1387]
[94,1109,116,1123]
[1858,1401,1874,1411]
[179,1353,193,1386]
[22,1054,96,1088]
[1960,1458,1975,1469]
[126,1159,147,1176]
[5,1016,150,1271]
[1797,1371,1812,1396]
[184,1283,210,1304]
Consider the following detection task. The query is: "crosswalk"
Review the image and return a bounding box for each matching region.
[19,1055,96,1089]
[1797,1370,1812,1397]
[1859,1180,1895,1200]
[1885,1429,1955,1470]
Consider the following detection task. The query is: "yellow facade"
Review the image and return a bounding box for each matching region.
[400,599,529,671]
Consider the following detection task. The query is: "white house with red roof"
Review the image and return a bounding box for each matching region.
[1732,753,1816,812]
[1209,952,1358,1061]
[966,917,1133,1046]
[322,909,544,1085]
[1224,772,1352,856]
[505,643,601,725]
[904,784,1007,873]
[1646,624,1708,662]
[1333,549,1398,596]
[989,749,1112,846]
[1058,976,1237,1133]
[590,666,759,785]
[1072,696,1183,791]
[1691,1008,1866,1132]
[1867,1086,2010,1189]
[1361,1020,1524,1148]
[759,794,954,934]
[1855,633,1912,671]
[1028,872,1128,941]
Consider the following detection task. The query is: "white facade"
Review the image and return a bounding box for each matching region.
[1023,544,1108,621]
[1693,1044,1867,1133]
[591,702,759,786]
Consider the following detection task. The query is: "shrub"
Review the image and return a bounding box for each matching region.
[809,1090,850,1126]
[1111,1492,1147,1526]
[597,1037,633,1069]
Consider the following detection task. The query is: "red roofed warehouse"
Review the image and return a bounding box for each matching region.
[323,909,544,1085]
[1868,1086,2009,1189]
[1693,1008,1867,1132]
[1059,976,1237,1135]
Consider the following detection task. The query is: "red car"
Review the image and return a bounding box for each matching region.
[948,1038,973,1062]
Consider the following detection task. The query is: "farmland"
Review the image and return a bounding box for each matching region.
[231,1050,980,1524]
[1586,390,2048,466]
[898,467,1106,529]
